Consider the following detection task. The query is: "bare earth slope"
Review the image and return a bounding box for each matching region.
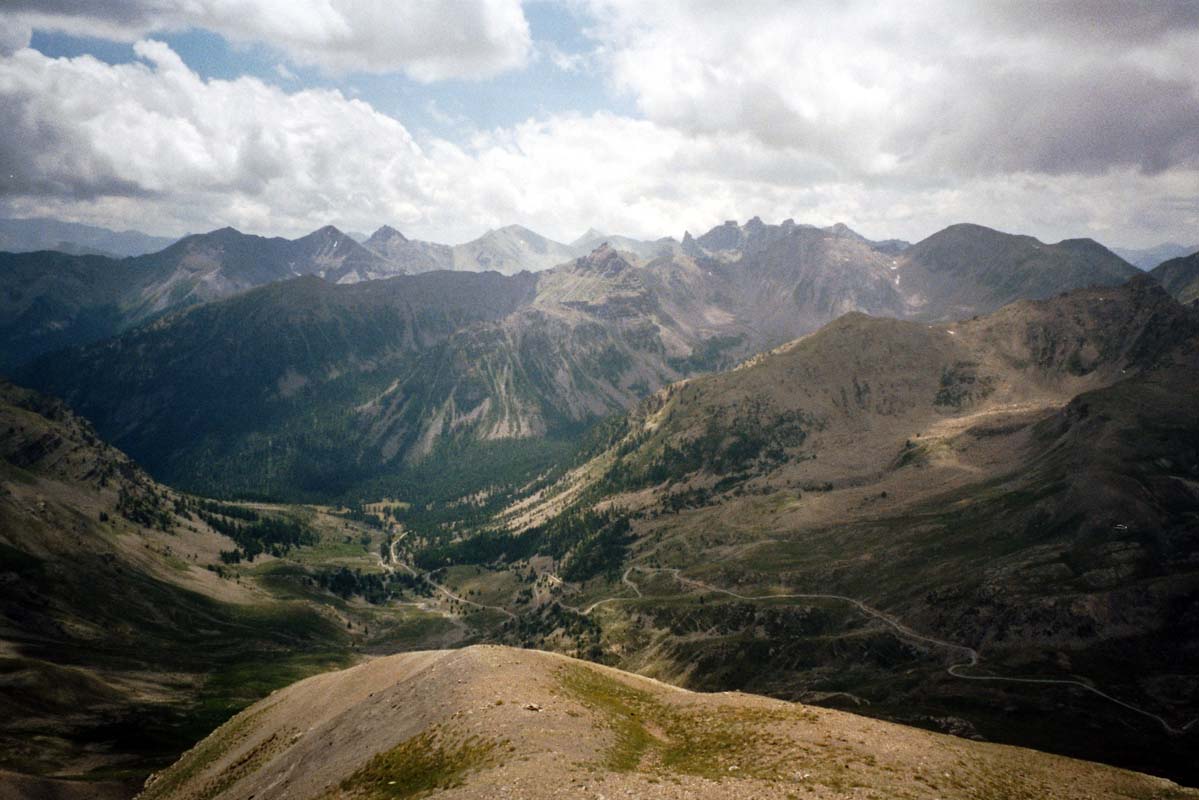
[566,274,1193,507]
[139,645,1196,800]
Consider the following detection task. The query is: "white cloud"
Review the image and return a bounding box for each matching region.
[1,24,1196,249]
[584,0,1199,180]
[3,0,532,81]
[537,40,593,74]
[0,42,440,232]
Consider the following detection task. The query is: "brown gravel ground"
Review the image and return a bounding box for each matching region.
[139,645,1197,800]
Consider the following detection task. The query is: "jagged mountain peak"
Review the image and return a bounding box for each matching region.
[172,225,255,248]
[825,221,865,239]
[570,227,606,247]
[299,223,351,242]
[454,224,576,274]
[490,223,544,240]
[694,219,746,251]
[576,242,632,275]
[362,226,452,274]
[367,224,407,243]
[694,216,848,253]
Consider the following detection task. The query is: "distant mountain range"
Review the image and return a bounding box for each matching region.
[1113,242,1199,270]
[362,224,454,272]
[8,213,1191,272]
[14,219,1145,502]
[569,227,680,261]
[0,216,179,257]
[0,221,684,370]
[6,215,1153,374]
[0,224,398,370]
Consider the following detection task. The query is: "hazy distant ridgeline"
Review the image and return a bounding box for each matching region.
[0,222,662,371]
[0,216,178,258]
[1115,242,1199,271]
[0,216,1146,374]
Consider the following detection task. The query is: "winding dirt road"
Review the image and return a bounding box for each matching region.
[581,565,1198,736]
[383,538,516,621]
[379,533,1195,735]
[571,567,643,615]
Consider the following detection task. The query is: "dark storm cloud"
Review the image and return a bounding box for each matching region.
[893,60,1199,177]
[977,0,1199,42]
[3,0,159,25]
[0,81,147,200]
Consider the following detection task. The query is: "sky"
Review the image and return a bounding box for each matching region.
[0,1,1196,248]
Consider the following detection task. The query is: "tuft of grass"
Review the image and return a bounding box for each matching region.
[186,728,293,800]
[558,663,805,781]
[338,727,499,799]
[559,664,657,771]
[656,705,796,780]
